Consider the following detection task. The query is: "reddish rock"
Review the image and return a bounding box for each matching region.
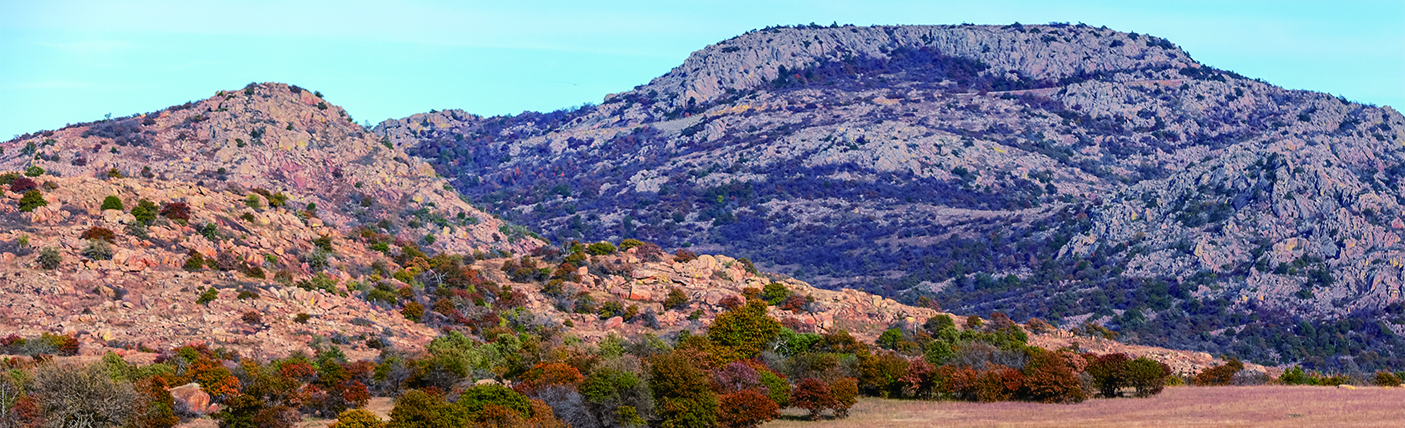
[169,382,217,414]
[603,316,624,329]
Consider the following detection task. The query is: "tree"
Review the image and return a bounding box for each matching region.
[1124,357,1171,397]
[18,190,46,212]
[790,378,834,420]
[1086,353,1131,397]
[101,195,125,211]
[31,364,139,428]
[706,299,782,364]
[648,352,717,428]
[1193,358,1243,386]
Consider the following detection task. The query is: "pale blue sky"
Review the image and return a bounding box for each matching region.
[1,0,1402,139]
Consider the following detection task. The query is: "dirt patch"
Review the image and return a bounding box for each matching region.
[765,386,1405,427]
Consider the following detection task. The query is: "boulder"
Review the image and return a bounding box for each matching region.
[169,382,217,414]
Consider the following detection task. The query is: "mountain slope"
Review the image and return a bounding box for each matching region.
[2,82,542,255]
[377,23,1405,370]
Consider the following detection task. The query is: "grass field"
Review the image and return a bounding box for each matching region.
[763,386,1405,428]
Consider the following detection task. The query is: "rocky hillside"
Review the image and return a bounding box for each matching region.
[376,23,1405,371]
[1,82,541,256]
[0,172,1236,375]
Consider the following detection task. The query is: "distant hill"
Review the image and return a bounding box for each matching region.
[2,82,542,256]
[376,23,1405,371]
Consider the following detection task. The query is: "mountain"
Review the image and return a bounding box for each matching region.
[0,81,1237,377]
[2,82,542,256]
[376,23,1405,370]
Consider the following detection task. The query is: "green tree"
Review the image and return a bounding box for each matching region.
[648,352,718,428]
[101,195,125,211]
[706,299,782,363]
[18,190,47,212]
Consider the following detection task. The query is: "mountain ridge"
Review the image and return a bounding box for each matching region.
[376,23,1405,371]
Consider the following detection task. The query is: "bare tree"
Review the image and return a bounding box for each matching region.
[29,364,138,428]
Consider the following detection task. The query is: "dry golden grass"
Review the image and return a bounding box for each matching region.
[764,386,1405,428]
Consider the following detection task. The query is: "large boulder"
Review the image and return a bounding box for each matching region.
[169,382,217,414]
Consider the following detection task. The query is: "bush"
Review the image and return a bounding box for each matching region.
[24,166,44,177]
[674,249,698,263]
[401,301,424,323]
[1278,365,1314,385]
[197,288,218,305]
[242,311,263,325]
[184,251,207,271]
[18,190,47,212]
[761,283,790,305]
[330,408,386,428]
[82,226,117,242]
[664,288,689,310]
[717,389,778,428]
[387,389,462,428]
[618,239,645,252]
[1019,350,1087,403]
[791,378,835,420]
[131,199,159,225]
[1086,353,1130,397]
[455,384,532,421]
[1124,357,1171,397]
[9,176,37,192]
[31,364,139,427]
[1193,358,1243,386]
[160,202,191,221]
[101,195,125,211]
[83,239,114,261]
[586,242,617,255]
[37,246,62,269]
[1373,371,1402,387]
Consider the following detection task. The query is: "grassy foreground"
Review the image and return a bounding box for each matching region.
[764,386,1405,427]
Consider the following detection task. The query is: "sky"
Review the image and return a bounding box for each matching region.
[1,0,1402,139]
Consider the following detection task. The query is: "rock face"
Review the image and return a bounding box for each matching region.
[376,23,1405,370]
[0,83,541,255]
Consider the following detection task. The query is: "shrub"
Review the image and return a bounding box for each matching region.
[762,283,790,305]
[245,194,262,209]
[10,176,37,192]
[82,226,117,242]
[242,311,263,325]
[586,242,617,255]
[83,239,114,261]
[455,384,532,421]
[829,377,858,418]
[197,288,218,305]
[294,313,311,324]
[184,251,206,271]
[1193,358,1243,386]
[618,239,645,251]
[101,195,125,211]
[37,246,62,269]
[717,389,778,428]
[18,190,47,212]
[674,249,698,263]
[31,364,139,428]
[401,301,424,322]
[160,202,190,221]
[1124,357,1171,397]
[330,408,386,428]
[664,288,689,310]
[649,352,718,428]
[387,389,461,428]
[1373,371,1402,387]
[1020,351,1087,403]
[1086,353,1131,397]
[966,315,984,329]
[1278,365,1314,385]
[131,199,159,225]
[791,378,835,420]
[24,166,44,177]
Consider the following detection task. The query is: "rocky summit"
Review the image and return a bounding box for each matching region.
[376,23,1405,370]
